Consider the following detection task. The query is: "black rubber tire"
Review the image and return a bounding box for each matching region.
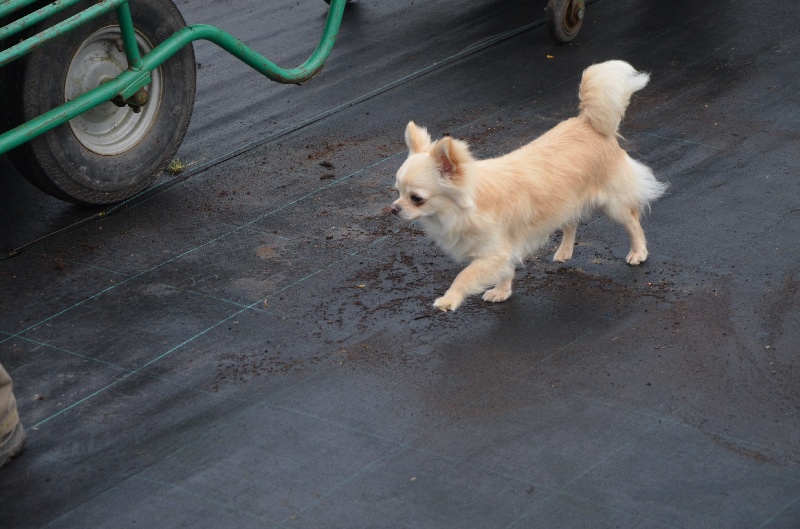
[6,0,196,205]
[546,0,585,43]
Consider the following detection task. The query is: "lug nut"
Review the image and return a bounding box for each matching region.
[133,88,149,107]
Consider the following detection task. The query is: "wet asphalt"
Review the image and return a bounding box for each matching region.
[1,0,799,527]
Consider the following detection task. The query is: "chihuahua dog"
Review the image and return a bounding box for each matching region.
[391,60,667,312]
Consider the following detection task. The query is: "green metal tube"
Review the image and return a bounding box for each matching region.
[0,0,87,41]
[141,0,346,85]
[0,0,41,20]
[0,0,127,67]
[0,0,347,155]
[114,2,142,68]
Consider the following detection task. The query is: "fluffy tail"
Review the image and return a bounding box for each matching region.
[627,155,668,211]
[578,60,649,137]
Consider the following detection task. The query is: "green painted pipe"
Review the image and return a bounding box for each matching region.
[114,2,143,69]
[0,0,43,20]
[0,0,129,65]
[0,0,347,155]
[0,0,91,42]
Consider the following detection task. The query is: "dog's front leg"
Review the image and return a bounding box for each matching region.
[434,256,514,312]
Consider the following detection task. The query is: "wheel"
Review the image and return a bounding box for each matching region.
[546,0,585,43]
[6,0,196,205]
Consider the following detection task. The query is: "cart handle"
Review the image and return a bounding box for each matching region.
[0,0,347,155]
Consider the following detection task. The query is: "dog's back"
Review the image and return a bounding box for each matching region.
[466,61,666,261]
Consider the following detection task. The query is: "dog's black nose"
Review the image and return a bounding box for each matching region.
[390,204,401,215]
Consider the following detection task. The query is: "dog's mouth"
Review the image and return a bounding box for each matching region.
[389,202,421,221]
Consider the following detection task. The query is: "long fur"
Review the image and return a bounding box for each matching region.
[392,60,667,311]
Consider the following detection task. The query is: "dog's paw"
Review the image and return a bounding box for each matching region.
[553,247,573,263]
[626,249,648,265]
[433,294,463,312]
[482,286,512,303]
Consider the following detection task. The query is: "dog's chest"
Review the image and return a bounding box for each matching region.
[422,217,486,262]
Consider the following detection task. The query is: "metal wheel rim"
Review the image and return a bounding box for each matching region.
[563,0,585,34]
[65,26,162,156]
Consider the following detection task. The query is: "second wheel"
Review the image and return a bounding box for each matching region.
[546,0,585,43]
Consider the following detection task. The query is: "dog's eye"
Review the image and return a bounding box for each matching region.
[410,194,425,205]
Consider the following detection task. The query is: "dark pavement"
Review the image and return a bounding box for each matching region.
[1,0,799,527]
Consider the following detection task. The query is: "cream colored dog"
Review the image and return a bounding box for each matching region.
[391,60,667,312]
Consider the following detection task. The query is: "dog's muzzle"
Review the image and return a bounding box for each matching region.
[390,204,402,215]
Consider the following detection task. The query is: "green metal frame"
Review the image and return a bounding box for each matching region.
[0,0,347,155]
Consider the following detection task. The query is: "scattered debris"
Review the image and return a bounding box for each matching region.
[167,158,186,175]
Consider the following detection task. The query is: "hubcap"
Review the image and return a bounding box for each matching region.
[564,0,585,32]
[65,26,161,156]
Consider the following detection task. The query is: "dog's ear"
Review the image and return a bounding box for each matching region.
[431,137,472,180]
[432,138,456,178]
[405,121,432,154]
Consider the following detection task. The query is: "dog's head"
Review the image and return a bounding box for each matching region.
[391,121,475,221]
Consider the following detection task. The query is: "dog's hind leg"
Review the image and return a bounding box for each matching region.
[604,204,648,265]
[553,221,578,262]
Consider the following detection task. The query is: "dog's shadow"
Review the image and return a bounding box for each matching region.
[424,265,655,396]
